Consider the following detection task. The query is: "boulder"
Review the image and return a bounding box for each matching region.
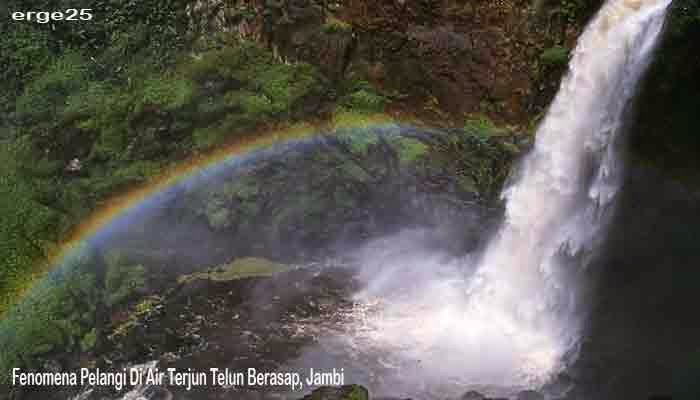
[460,390,486,400]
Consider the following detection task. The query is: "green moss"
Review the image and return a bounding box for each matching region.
[332,110,393,130]
[540,45,570,67]
[178,258,289,284]
[323,16,352,34]
[110,296,164,340]
[346,386,370,400]
[394,137,429,165]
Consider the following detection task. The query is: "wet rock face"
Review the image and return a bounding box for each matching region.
[550,163,700,400]
[628,0,700,183]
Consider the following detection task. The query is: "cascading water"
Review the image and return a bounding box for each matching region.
[290,0,672,397]
[459,0,672,386]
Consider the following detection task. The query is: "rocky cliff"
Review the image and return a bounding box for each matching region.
[185,0,605,125]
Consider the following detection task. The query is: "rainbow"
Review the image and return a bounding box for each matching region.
[8,115,399,312]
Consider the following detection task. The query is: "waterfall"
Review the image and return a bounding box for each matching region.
[462,0,672,387]
[315,0,673,397]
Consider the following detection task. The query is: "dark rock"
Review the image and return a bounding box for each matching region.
[516,390,544,400]
[299,385,369,400]
[628,0,700,184]
[460,390,486,400]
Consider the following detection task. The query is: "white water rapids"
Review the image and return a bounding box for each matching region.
[289,0,672,397]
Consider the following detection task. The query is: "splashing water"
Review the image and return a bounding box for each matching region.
[314,0,672,397]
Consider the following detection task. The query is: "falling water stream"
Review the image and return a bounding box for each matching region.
[457,0,672,388]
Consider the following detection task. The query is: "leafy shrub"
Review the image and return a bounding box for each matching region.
[139,75,196,111]
[337,79,386,114]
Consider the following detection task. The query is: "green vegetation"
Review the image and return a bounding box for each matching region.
[540,45,569,68]
[0,142,65,310]
[0,0,191,316]
[0,3,336,382]
[0,23,324,317]
[178,258,289,284]
[0,0,189,114]
[0,249,98,383]
[429,116,517,197]
[110,296,164,341]
[104,252,146,307]
[464,115,503,143]
[0,245,153,382]
[394,137,429,165]
[337,127,382,154]
[323,15,352,34]
[338,80,386,114]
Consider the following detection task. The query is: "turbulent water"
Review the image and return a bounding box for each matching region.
[290,0,672,397]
